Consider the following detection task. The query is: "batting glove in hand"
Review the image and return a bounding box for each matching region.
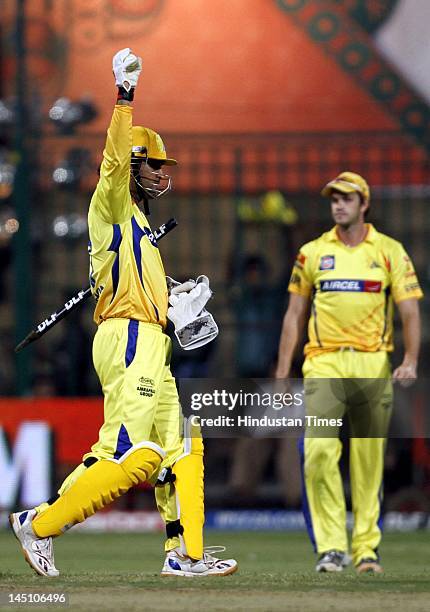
[113,48,142,92]
[167,275,219,350]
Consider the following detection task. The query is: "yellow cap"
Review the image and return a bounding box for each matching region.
[132,126,177,165]
[321,171,370,199]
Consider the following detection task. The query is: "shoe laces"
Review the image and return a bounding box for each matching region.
[359,557,379,565]
[321,550,343,563]
[202,545,226,565]
[32,537,54,562]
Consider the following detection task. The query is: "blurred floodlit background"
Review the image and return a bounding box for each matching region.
[1,0,430,522]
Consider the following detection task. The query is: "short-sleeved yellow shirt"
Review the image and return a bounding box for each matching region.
[289,224,423,357]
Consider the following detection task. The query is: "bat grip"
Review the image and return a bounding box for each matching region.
[15,331,39,353]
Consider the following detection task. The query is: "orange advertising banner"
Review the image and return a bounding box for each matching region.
[0,398,103,464]
[3,0,397,133]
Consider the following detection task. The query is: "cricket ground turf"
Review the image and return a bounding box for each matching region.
[0,530,429,611]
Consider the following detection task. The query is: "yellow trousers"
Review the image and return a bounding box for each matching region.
[35,320,205,558]
[301,350,392,565]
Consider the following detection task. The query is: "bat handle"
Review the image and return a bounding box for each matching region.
[15,331,39,353]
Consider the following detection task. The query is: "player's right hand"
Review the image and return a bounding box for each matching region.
[113,48,142,92]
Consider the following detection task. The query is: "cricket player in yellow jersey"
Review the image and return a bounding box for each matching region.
[276,171,422,574]
[10,48,236,578]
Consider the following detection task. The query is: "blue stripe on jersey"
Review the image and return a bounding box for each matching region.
[131,217,160,321]
[132,216,145,286]
[108,224,122,303]
[114,424,133,459]
[125,319,139,368]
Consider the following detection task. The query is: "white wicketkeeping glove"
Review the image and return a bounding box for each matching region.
[112,48,142,92]
[166,276,197,297]
[167,275,219,350]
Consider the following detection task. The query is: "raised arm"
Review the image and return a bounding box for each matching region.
[89,48,142,224]
[275,293,310,379]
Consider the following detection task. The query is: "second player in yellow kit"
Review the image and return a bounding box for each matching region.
[290,223,421,357]
[277,171,422,574]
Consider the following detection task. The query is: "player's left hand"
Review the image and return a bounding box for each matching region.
[392,360,417,387]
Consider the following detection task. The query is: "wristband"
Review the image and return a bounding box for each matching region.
[117,86,135,102]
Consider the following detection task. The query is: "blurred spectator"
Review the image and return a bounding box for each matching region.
[225,255,302,507]
[32,371,56,397]
[231,254,284,378]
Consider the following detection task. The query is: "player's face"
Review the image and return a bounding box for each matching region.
[330,191,367,227]
[130,159,171,201]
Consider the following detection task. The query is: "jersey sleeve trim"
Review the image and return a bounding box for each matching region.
[288,285,312,297]
[393,291,424,304]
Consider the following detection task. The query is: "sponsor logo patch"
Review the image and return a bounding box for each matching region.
[405,282,420,292]
[137,377,155,397]
[144,227,159,248]
[319,255,335,270]
[289,272,301,286]
[320,279,382,292]
[293,252,306,270]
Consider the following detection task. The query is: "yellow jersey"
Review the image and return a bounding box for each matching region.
[88,105,168,326]
[289,224,423,357]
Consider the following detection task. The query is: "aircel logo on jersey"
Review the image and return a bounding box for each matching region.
[320,280,382,292]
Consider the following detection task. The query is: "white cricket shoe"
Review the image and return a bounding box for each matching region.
[316,550,351,573]
[9,509,59,578]
[161,546,238,577]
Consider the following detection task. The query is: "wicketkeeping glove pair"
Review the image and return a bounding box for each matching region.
[166,276,219,351]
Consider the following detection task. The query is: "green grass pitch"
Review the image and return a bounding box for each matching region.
[0,530,429,611]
